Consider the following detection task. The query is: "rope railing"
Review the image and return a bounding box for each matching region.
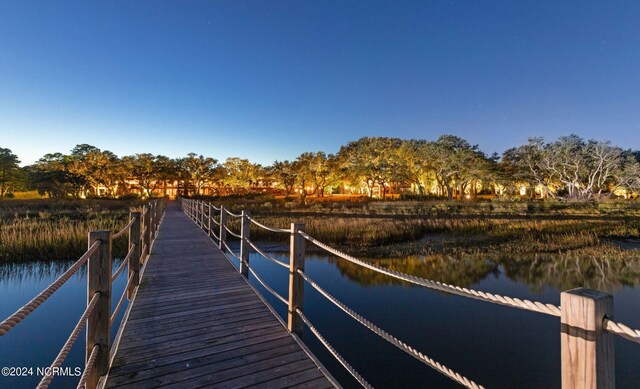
[224,208,242,218]
[1,198,168,389]
[222,241,241,261]
[248,266,288,305]
[111,273,134,324]
[111,244,135,282]
[246,239,289,269]
[297,309,373,389]
[211,204,221,211]
[76,344,100,389]
[224,225,242,239]
[604,318,640,344]
[0,240,102,336]
[211,217,221,226]
[247,216,290,233]
[210,228,221,241]
[177,197,639,388]
[112,217,135,239]
[298,231,561,318]
[298,269,485,389]
[36,292,100,389]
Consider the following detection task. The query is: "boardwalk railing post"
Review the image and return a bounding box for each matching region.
[240,210,251,277]
[127,212,141,299]
[150,201,156,239]
[219,205,227,250]
[207,202,212,237]
[86,230,112,389]
[155,199,161,232]
[200,200,204,227]
[288,223,305,335]
[154,200,159,235]
[561,288,615,389]
[143,204,151,263]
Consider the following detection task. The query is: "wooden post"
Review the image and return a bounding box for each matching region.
[239,211,251,277]
[86,230,112,388]
[200,200,204,227]
[155,200,161,231]
[154,200,158,233]
[219,205,227,250]
[127,212,141,299]
[207,202,212,236]
[149,201,156,239]
[288,223,305,335]
[561,288,615,389]
[194,200,198,223]
[143,205,151,263]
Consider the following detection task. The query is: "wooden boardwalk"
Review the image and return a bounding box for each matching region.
[104,202,336,388]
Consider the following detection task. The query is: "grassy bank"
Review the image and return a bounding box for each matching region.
[232,213,640,259]
[0,198,144,262]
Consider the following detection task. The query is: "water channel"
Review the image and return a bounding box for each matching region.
[1,249,639,388]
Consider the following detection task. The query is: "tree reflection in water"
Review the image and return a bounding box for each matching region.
[333,253,640,293]
[0,259,125,286]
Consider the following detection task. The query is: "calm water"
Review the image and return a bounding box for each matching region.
[1,249,639,388]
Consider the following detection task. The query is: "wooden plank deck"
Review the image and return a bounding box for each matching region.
[104,202,336,389]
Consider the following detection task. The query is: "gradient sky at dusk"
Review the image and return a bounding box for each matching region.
[1,1,639,166]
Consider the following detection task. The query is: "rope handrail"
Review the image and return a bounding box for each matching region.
[111,244,135,282]
[0,240,102,336]
[211,204,221,211]
[76,344,99,389]
[247,216,290,233]
[224,225,242,239]
[141,243,148,259]
[297,309,373,389]
[245,239,289,269]
[111,273,134,324]
[211,218,221,226]
[222,241,241,261]
[604,318,640,344]
[210,228,221,241]
[298,231,562,317]
[247,266,288,305]
[37,292,100,389]
[224,208,242,218]
[112,217,135,239]
[298,269,485,389]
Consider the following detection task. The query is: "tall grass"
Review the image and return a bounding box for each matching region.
[239,214,640,258]
[0,199,143,262]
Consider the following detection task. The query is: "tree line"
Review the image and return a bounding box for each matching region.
[1,134,639,201]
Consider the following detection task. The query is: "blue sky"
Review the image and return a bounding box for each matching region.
[1,1,639,166]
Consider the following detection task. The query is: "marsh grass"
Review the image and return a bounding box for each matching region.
[237,214,640,258]
[0,199,143,262]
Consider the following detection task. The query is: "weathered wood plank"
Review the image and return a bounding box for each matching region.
[105,201,335,388]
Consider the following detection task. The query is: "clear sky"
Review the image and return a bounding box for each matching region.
[1,1,639,166]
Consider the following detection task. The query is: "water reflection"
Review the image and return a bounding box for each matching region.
[501,254,640,292]
[332,254,640,293]
[332,255,500,287]
[0,259,123,285]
